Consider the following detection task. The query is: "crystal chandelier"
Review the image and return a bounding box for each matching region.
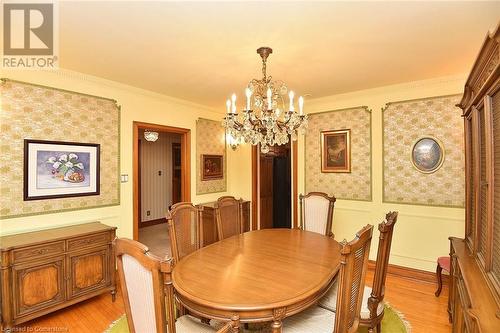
[222,47,308,153]
[144,130,159,142]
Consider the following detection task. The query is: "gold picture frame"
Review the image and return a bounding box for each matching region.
[410,136,445,174]
[321,129,351,173]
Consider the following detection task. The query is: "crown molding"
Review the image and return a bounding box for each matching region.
[307,74,467,105]
[3,67,222,115]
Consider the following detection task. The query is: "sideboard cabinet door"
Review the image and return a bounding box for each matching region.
[67,246,110,299]
[12,256,65,319]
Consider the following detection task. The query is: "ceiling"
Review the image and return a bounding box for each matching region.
[59,1,500,109]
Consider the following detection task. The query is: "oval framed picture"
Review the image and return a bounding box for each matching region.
[411,136,445,174]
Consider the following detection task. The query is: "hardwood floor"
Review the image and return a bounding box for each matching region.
[14,269,451,333]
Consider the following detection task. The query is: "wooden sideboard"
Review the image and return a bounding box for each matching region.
[200,200,251,245]
[0,222,116,332]
[453,26,500,332]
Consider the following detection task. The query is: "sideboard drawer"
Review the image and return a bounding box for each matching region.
[12,241,65,263]
[67,232,110,251]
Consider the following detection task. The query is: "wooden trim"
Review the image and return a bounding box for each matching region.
[139,218,167,228]
[484,95,494,271]
[464,116,473,251]
[368,260,449,284]
[138,140,142,226]
[251,143,298,230]
[251,147,258,231]
[292,141,298,229]
[133,122,191,240]
[472,108,481,254]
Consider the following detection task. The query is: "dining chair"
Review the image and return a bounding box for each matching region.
[299,192,336,237]
[435,256,450,297]
[166,202,204,264]
[114,238,240,333]
[318,211,398,333]
[214,196,244,240]
[282,224,374,333]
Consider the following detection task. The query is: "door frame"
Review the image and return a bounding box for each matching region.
[251,142,298,230]
[133,121,191,240]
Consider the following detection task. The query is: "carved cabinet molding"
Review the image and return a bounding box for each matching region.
[0,222,116,332]
[453,26,500,333]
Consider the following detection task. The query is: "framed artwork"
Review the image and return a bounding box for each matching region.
[411,136,445,174]
[201,154,223,180]
[321,129,351,173]
[24,139,100,200]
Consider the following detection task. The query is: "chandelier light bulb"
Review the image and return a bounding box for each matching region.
[298,96,304,115]
[289,91,295,112]
[226,99,231,114]
[231,93,237,114]
[245,88,252,111]
[267,88,272,111]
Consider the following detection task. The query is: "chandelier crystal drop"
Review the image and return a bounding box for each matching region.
[222,47,308,153]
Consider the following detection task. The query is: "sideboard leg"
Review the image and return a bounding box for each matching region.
[271,320,282,333]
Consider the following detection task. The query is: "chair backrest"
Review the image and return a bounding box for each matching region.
[114,238,170,333]
[215,196,244,240]
[299,192,336,237]
[367,211,398,318]
[334,224,373,333]
[166,202,204,263]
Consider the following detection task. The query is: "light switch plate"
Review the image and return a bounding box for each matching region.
[120,174,129,183]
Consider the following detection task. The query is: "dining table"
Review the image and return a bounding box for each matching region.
[172,228,342,332]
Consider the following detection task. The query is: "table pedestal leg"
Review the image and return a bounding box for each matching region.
[271,320,282,333]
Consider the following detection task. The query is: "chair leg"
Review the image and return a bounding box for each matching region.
[377,322,381,333]
[435,264,443,297]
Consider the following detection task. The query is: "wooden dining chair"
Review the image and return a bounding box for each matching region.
[114,238,240,333]
[282,224,374,333]
[299,192,336,237]
[318,212,398,333]
[214,196,244,240]
[166,202,204,264]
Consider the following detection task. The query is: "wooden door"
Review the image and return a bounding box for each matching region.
[260,156,274,229]
[12,256,65,318]
[67,247,110,299]
[172,142,182,205]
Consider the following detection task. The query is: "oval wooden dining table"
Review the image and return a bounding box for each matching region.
[172,228,342,332]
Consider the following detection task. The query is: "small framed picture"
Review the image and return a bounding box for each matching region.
[321,129,351,173]
[24,139,100,200]
[201,154,223,180]
[411,136,445,174]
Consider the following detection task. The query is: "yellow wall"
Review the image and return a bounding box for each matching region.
[228,74,468,272]
[0,69,468,272]
[301,75,467,272]
[0,69,234,237]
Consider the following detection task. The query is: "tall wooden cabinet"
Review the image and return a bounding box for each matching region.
[0,222,116,332]
[453,26,500,332]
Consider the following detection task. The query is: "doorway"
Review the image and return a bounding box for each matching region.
[252,141,298,230]
[133,122,191,247]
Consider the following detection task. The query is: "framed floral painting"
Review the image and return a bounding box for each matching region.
[321,129,351,173]
[24,139,100,200]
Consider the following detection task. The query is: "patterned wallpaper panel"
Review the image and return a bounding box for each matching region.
[383,95,464,207]
[305,107,372,201]
[196,118,227,194]
[0,79,120,219]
